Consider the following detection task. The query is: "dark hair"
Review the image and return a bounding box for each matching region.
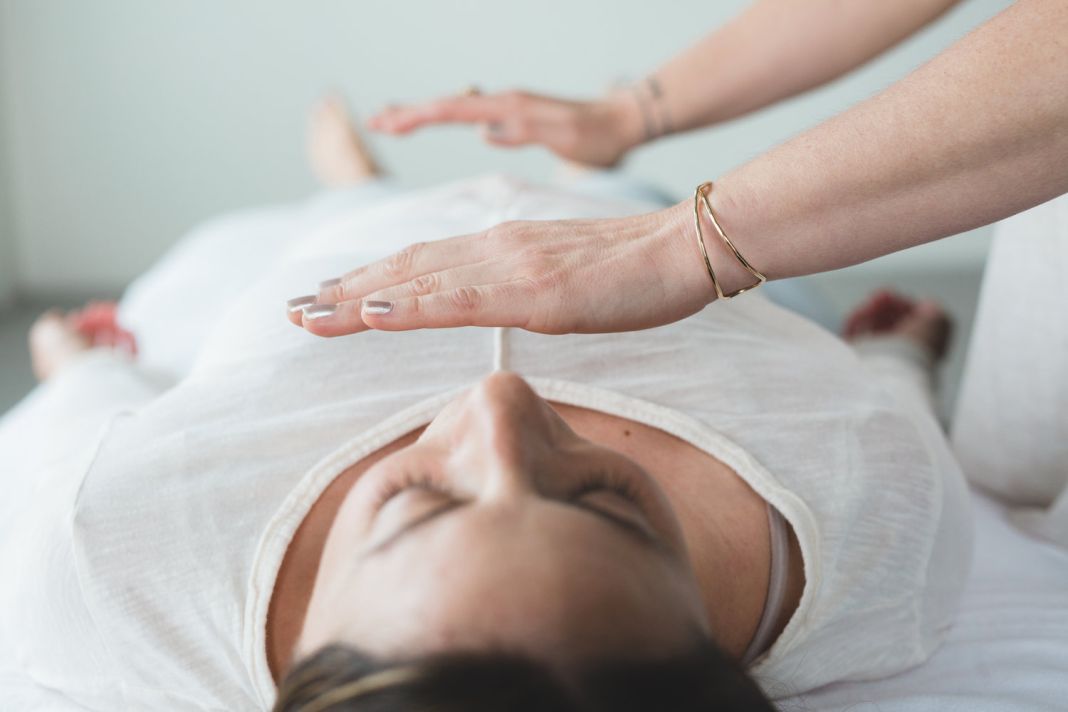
[273,642,775,712]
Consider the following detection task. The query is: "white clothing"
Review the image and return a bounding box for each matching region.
[0,175,972,710]
[951,195,1068,546]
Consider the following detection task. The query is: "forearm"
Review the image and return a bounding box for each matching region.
[704,0,1068,289]
[651,0,961,134]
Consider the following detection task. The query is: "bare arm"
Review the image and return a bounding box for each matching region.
[295,0,1068,337]
[652,0,964,133]
[708,0,1068,292]
[370,1,964,165]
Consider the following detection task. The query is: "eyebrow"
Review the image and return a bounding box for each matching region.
[360,499,666,560]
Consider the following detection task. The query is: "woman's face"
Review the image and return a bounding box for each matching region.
[298,372,710,664]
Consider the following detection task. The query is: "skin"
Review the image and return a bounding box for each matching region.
[288,0,1068,337]
[28,303,136,381]
[267,371,803,680]
[367,0,964,163]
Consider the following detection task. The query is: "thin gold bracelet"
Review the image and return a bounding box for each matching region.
[692,183,725,300]
[693,181,767,299]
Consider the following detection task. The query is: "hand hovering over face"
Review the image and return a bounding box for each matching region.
[367,90,645,169]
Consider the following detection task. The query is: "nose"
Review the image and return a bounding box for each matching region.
[453,372,566,500]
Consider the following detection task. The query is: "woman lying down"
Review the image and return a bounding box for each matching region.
[0,100,971,711]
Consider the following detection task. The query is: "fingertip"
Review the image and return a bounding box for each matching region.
[299,300,372,337]
[358,298,422,332]
[286,294,319,325]
[356,314,402,332]
[316,278,346,304]
[299,317,339,337]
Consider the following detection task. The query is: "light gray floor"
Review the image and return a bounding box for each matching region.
[0,270,983,420]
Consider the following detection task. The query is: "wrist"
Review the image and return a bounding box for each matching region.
[676,181,771,303]
[708,176,777,289]
[658,199,723,308]
[697,186,763,298]
[599,91,646,157]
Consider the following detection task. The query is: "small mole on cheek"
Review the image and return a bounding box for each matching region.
[623,429,631,437]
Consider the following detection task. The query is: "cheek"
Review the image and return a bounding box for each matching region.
[419,397,467,441]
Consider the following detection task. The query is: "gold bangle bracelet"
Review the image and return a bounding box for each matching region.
[693,181,767,299]
[692,183,725,300]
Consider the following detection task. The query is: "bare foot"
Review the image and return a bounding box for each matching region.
[29,302,138,382]
[843,289,953,363]
[29,311,92,382]
[307,95,381,187]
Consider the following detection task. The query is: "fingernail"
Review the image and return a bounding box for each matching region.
[319,277,342,291]
[286,295,318,313]
[362,300,393,315]
[302,303,338,320]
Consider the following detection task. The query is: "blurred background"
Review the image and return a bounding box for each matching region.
[0,0,1013,415]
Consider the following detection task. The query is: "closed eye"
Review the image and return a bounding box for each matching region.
[361,469,664,558]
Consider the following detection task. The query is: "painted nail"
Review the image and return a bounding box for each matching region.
[319,277,342,291]
[302,303,338,320]
[286,295,318,313]
[362,300,394,315]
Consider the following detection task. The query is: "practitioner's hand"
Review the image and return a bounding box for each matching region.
[367,90,644,168]
[288,202,743,336]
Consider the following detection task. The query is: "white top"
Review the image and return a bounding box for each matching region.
[0,176,972,710]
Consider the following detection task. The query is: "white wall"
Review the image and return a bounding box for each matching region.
[0,0,1011,294]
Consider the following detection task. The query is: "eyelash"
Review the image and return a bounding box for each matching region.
[370,469,645,512]
[568,469,646,504]
[370,471,450,511]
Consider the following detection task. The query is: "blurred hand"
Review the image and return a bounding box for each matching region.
[288,201,728,337]
[367,90,644,168]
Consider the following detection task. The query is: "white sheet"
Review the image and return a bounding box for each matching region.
[784,492,1068,712]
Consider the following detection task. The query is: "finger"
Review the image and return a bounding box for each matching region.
[359,261,517,305]
[368,94,515,134]
[300,299,373,338]
[360,280,537,332]
[479,120,533,148]
[314,232,492,306]
[286,295,318,326]
[301,262,525,338]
